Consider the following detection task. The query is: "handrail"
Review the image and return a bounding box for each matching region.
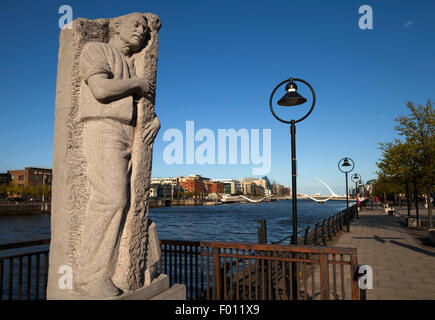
[0,239,50,251]
[200,241,357,256]
[0,238,363,300]
[273,200,368,245]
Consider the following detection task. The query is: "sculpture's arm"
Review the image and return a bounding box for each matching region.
[143,113,160,146]
[87,73,154,104]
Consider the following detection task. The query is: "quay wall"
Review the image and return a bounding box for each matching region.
[0,203,51,215]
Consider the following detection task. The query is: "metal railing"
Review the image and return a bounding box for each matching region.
[273,201,368,246]
[158,240,202,300]
[1,238,363,300]
[158,240,362,300]
[0,239,50,300]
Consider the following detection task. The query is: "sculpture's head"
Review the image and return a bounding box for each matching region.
[109,13,148,54]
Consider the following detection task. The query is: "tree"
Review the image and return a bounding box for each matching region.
[0,184,8,199]
[377,100,434,227]
[6,183,21,198]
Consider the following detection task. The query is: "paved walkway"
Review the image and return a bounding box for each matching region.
[333,207,435,300]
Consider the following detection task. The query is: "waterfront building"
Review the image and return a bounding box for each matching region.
[150,184,160,199]
[365,179,376,195]
[150,177,183,199]
[223,183,232,195]
[179,174,210,194]
[283,186,291,196]
[0,172,11,185]
[272,183,285,196]
[7,167,52,189]
[205,181,224,194]
[241,181,255,195]
[212,179,241,195]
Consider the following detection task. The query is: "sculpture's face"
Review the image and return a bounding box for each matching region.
[118,14,147,52]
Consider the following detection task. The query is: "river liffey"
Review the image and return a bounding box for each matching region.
[0,199,351,245]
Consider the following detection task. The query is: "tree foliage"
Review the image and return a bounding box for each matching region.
[376,100,434,194]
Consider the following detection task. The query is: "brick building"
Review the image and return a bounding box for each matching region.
[205,182,224,194]
[8,167,52,188]
[178,175,211,194]
[0,173,11,185]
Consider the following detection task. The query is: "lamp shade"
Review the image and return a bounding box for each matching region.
[342,158,351,167]
[277,81,307,106]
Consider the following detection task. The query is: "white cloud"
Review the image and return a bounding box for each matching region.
[403,20,414,28]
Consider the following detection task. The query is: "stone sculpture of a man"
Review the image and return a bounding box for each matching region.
[75,13,160,297]
[48,12,182,300]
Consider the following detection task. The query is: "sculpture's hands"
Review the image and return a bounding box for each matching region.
[143,114,160,146]
[134,78,155,100]
[87,74,155,103]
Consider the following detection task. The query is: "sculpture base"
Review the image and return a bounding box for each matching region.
[117,274,186,300]
[51,274,186,300]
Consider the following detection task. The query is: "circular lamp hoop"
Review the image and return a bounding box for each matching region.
[338,157,354,173]
[269,78,316,124]
[351,173,361,183]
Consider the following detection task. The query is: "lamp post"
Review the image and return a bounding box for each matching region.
[338,157,354,209]
[351,174,361,197]
[269,76,316,300]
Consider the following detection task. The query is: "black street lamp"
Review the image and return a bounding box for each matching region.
[351,173,361,197]
[269,77,316,244]
[338,157,354,209]
[269,77,316,300]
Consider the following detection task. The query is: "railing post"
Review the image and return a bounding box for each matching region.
[327,218,332,240]
[303,226,310,245]
[338,211,342,230]
[350,255,360,300]
[321,220,327,245]
[319,254,330,300]
[314,223,319,245]
[257,220,267,244]
[212,248,220,300]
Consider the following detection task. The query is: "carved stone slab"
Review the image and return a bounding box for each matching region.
[48,13,162,299]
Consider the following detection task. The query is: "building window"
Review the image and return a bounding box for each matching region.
[18,175,24,181]
[34,175,39,182]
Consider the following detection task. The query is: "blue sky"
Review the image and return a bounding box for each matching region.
[0,0,434,195]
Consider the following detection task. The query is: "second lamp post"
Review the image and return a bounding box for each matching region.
[338,157,354,209]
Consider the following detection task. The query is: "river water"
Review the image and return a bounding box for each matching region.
[0,199,350,245]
